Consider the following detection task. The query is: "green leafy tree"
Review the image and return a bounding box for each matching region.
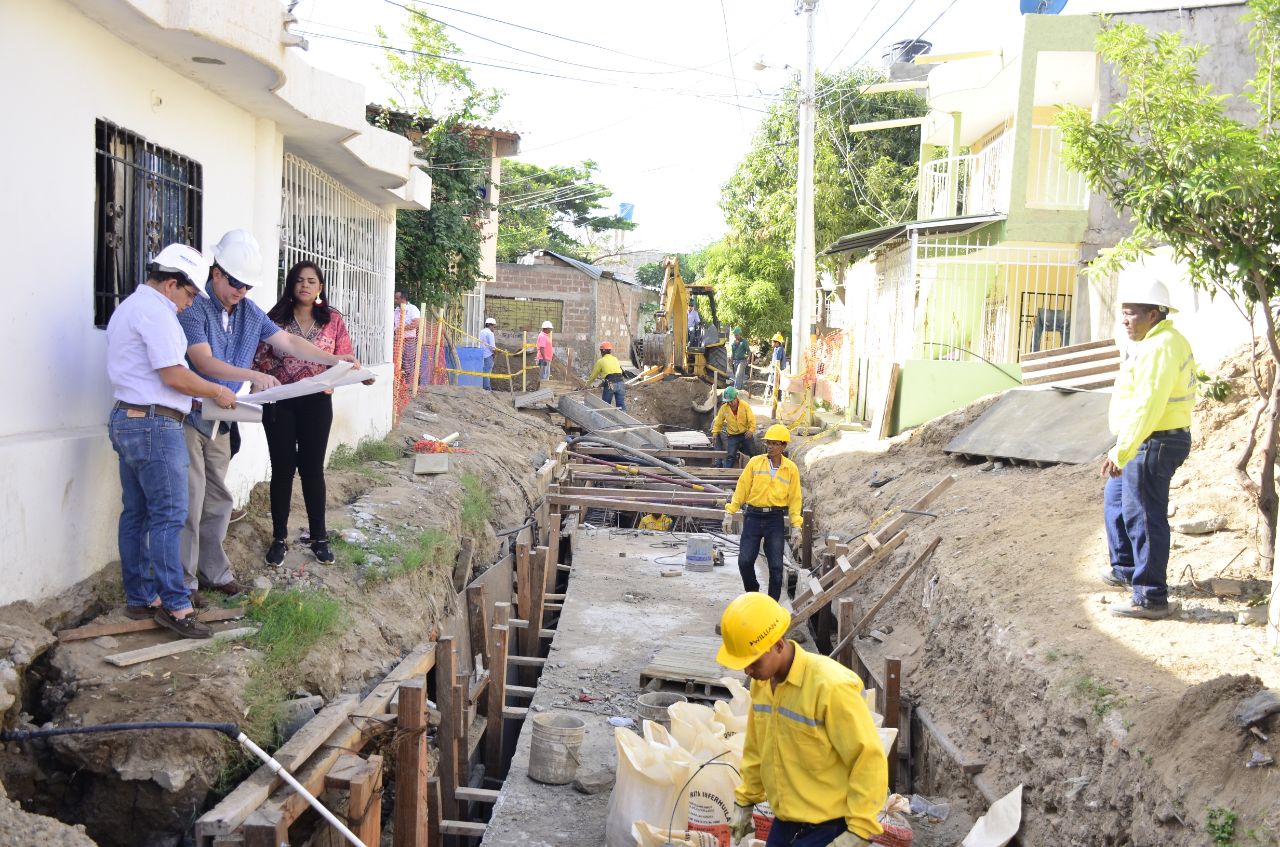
[705,66,924,341]
[372,3,502,305]
[1058,1,1280,637]
[634,255,698,288]
[497,160,634,262]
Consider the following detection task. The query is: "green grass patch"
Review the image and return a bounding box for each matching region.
[248,588,343,667]
[1206,807,1237,847]
[460,471,492,536]
[328,437,400,470]
[1073,675,1120,719]
[330,535,368,566]
[365,529,456,583]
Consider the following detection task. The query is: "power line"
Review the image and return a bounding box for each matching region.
[719,0,748,139]
[824,0,886,72]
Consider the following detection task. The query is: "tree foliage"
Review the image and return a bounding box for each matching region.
[1058,0,1280,604]
[497,160,634,262]
[635,254,698,288]
[703,66,924,341]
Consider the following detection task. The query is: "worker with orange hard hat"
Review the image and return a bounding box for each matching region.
[724,423,801,599]
[587,340,626,410]
[720,593,887,847]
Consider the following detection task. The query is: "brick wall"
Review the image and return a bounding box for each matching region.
[595,275,658,367]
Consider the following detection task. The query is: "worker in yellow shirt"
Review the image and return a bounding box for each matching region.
[587,341,625,410]
[724,424,801,600]
[637,513,673,532]
[720,593,886,847]
[711,386,756,468]
[1101,279,1195,620]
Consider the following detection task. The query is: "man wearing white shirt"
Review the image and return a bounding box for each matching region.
[394,289,422,383]
[480,316,498,391]
[105,244,237,639]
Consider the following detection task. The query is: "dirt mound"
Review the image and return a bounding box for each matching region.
[625,376,715,431]
[793,344,1279,845]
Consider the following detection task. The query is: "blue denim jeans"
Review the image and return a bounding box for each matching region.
[602,378,626,410]
[732,359,748,387]
[538,359,551,380]
[739,510,786,600]
[765,817,846,846]
[482,355,494,391]
[109,408,192,612]
[1104,429,1191,607]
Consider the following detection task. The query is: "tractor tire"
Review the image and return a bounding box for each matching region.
[705,343,730,381]
[630,337,644,368]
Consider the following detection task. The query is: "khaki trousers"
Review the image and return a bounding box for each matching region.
[181,424,235,590]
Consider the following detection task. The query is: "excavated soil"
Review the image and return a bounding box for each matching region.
[0,387,562,847]
[623,376,716,432]
[795,346,1280,845]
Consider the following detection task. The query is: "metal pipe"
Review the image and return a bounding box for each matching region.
[567,450,718,492]
[567,434,728,494]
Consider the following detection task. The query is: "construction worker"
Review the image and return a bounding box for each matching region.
[588,341,626,410]
[393,289,420,383]
[720,593,886,847]
[1101,279,1195,620]
[480,316,497,391]
[730,327,751,389]
[711,386,756,468]
[536,320,554,381]
[724,424,801,600]
[637,512,673,532]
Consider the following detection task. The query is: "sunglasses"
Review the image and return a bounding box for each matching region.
[226,275,252,291]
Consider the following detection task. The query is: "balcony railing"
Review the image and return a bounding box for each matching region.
[921,132,1011,220]
[1027,125,1088,209]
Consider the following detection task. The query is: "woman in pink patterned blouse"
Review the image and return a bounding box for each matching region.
[254,261,373,566]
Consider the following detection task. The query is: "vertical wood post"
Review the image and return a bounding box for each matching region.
[514,543,531,656]
[884,657,902,791]
[800,507,814,571]
[435,637,460,825]
[465,584,490,711]
[242,813,287,847]
[426,777,443,847]
[485,623,511,779]
[522,330,528,393]
[521,548,549,685]
[350,755,384,846]
[545,499,562,595]
[451,672,468,817]
[835,598,858,674]
[813,552,834,654]
[393,681,428,847]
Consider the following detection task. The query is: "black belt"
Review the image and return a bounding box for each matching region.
[1151,427,1190,436]
[114,401,185,423]
[745,506,786,514]
[604,374,624,383]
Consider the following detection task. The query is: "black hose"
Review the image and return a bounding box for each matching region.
[1,721,240,742]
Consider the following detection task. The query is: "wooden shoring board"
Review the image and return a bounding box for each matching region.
[639,636,737,702]
[792,474,955,609]
[59,606,246,642]
[789,531,908,628]
[104,627,256,667]
[942,389,1115,465]
[549,495,725,521]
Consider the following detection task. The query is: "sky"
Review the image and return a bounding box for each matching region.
[293,0,1087,254]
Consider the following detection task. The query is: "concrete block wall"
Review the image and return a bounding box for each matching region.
[492,263,596,372]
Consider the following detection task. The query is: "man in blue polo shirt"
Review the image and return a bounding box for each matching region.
[179,229,359,603]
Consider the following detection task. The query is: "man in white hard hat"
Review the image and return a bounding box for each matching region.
[106,244,238,639]
[536,320,554,381]
[480,316,498,391]
[1101,279,1195,620]
[178,229,360,603]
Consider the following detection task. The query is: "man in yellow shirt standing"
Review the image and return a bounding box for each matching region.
[587,341,626,410]
[1101,280,1195,620]
[711,386,756,468]
[725,424,802,600]
[720,593,886,847]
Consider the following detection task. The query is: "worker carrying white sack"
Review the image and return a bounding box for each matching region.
[718,592,888,847]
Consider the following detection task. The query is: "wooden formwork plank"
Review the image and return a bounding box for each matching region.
[393,682,429,847]
[639,636,734,702]
[59,606,246,642]
[789,531,908,628]
[435,637,461,824]
[104,626,255,667]
[485,623,510,779]
[549,495,725,521]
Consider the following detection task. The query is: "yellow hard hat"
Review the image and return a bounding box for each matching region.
[717,593,791,670]
[763,424,791,443]
[772,333,785,344]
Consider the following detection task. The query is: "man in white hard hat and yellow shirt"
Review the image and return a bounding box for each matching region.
[106,245,238,638]
[720,593,887,846]
[179,229,360,603]
[480,316,498,390]
[536,320,554,381]
[724,423,802,600]
[1101,279,1195,619]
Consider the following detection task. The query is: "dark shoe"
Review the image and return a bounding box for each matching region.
[265,539,287,566]
[189,590,210,609]
[310,539,335,564]
[1100,567,1129,588]
[1110,601,1177,620]
[153,609,212,639]
[200,577,248,598]
[124,604,160,620]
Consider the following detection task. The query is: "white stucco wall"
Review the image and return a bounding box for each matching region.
[0,1,393,607]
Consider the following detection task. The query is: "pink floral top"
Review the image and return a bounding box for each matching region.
[253,310,353,384]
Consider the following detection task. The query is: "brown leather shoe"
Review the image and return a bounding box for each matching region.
[213,578,248,598]
[153,608,212,639]
[189,590,210,609]
[124,604,160,620]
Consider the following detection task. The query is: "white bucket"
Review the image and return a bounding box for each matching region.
[527,712,585,785]
[685,535,714,572]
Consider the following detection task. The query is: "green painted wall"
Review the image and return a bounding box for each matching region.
[891,359,1022,434]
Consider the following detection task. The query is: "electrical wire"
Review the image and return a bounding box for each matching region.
[719,0,748,139]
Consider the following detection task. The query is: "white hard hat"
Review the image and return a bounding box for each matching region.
[541,320,554,330]
[485,316,497,325]
[1118,278,1176,313]
[149,244,209,296]
[212,229,262,287]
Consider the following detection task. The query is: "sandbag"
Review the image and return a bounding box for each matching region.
[606,723,694,847]
[663,701,743,847]
[633,822,720,847]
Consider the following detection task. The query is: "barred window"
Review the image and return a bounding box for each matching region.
[93,119,203,327]
[484,296,563,335]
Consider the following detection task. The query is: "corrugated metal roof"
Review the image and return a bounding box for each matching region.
[823,213,1006,257]
[537,250,603,279]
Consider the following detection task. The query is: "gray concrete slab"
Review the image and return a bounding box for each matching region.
[482,528,747,847]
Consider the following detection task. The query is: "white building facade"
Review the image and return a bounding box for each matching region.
[0,0,431,607]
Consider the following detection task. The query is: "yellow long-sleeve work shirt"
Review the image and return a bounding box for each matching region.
[734,642,887,839]
[711,400,756,437]
[587,353,623,383]
[1108,319,1195,468]
[725,453,803,527]
[637,514,673,531]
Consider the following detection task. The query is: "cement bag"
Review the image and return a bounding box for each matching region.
[674,708,744,847]
[750,801,775,842]
[712,699,747,738]
[668,701,722,752]
[632,822,720,847]
[606,722,694,847]
[719,676,752,718]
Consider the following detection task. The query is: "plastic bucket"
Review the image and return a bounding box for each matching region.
[527,712,585,785]
[636,691,687,729]
[685,535,714,572]
[453,346,485,388]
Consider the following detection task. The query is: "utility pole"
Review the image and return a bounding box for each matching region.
[790,0,818,374]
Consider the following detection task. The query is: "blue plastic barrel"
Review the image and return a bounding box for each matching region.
[454,346,485,388]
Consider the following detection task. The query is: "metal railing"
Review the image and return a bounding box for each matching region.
[1027,125,1088,209]
[280,154,392,364]
[920,132,1011,220]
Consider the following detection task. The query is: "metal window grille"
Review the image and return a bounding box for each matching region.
[280,153,392,364]
[93,119,203,327]
[484,296,564,335]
